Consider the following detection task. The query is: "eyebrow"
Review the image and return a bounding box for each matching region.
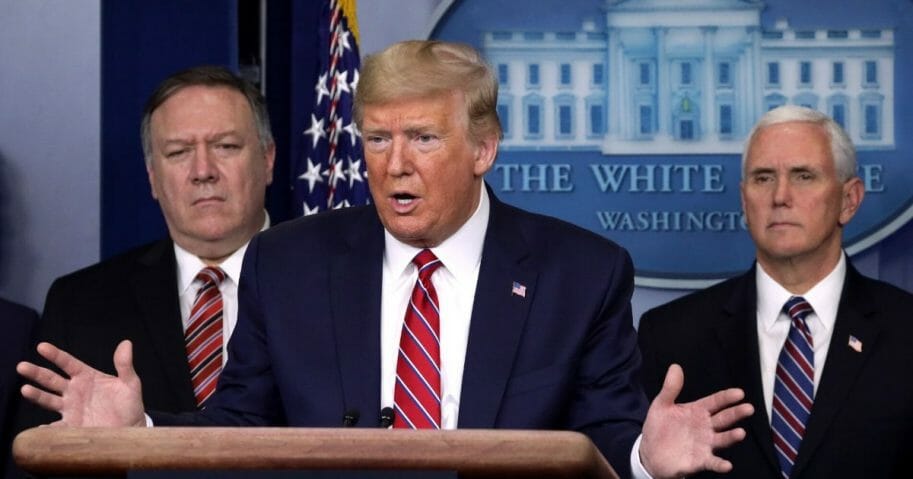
[159,131,241,145]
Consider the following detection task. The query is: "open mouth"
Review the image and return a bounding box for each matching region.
[393,193,416,205]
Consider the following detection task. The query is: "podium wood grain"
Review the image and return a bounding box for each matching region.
[13,427,617,478]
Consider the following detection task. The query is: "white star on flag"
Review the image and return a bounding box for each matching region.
[297,158,324,193]
[324,159,347,190]
[347,158,364,187]
[335,70,351,95]
[303,114,326,149]
[342,121,360,147]
[314,72,330,105]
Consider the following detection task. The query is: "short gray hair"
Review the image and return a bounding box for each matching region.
[742,105,856,181]
[140,65,273,164]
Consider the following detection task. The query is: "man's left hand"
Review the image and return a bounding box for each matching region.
[640,364,754,478]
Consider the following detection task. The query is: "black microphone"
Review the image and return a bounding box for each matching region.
[379,407,395,428]
[342,409,360,427]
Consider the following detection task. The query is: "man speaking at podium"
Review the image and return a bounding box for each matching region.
[18,40,752,479]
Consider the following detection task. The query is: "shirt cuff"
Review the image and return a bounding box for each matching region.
[630,433,654,479]
[144,413,153,427]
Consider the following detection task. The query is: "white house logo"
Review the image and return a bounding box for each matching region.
[430,0,912,288]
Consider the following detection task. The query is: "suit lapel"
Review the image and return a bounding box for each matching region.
[132,239,197,409]
[331,208,385,424]
[716,268,781,475]
[458,195,537,428]
[792,263,881,477]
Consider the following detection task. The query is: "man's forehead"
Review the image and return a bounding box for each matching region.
[748,122,830,159]
[150,86,252,133]
[361,92,464,127]
[154,85,249,118]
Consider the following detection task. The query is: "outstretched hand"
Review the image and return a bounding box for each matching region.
[639,364,754,479]
[17,340,146,427]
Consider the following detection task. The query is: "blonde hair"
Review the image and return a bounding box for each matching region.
[354,40,502,142]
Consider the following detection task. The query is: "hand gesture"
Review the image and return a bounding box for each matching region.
[640,364,754,478]
[17,340,146,427]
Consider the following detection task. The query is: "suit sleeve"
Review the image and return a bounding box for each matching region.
[636,309,666,401]
[573,248,649,479]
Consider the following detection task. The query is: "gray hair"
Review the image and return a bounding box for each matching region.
[140,65,273,164]
[742,105,856,181]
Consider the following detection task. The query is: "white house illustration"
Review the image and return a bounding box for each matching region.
[484,0,895,154]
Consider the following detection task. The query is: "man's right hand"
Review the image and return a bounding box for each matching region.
[17,340,146,427]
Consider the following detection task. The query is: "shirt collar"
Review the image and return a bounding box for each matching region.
[174,212,270,294]
[384,185,490,281]
[756,253,846,333]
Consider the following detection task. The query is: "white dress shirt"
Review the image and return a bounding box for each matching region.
[380,186,489,429]
[755,254,846,418]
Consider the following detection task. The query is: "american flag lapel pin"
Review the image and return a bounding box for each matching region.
[511,281,527,298]
[848,334,863,353]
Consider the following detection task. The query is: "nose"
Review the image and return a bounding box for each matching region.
[772,176,791,207]
[190,145,219,184]
[385,137,413,177]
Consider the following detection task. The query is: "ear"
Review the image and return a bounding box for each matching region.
[146,161,160,200]
[263,142,276,186]
[838,176,865,226]
[472,133,499,177]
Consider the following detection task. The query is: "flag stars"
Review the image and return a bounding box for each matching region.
[297,158,324,193]
[303,114,326,148]
[342,121,360,147]
[302,203,321,216]
[337,29,352,54]
[335,70,351,95]
[349,70,360,94]
[329,117,344,144]
[347,158,364,187]
[324,159,347,190]
[314,72,330,105]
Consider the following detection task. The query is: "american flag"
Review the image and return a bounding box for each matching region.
[291,0,370,216]
[511,281,527,298]
[848,334,863,353]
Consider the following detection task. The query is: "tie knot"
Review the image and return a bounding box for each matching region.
[413,249,442,280]
[784,296,813,322]
[196,266,226,287]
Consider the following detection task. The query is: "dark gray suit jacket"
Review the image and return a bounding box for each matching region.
[638,261,913,478]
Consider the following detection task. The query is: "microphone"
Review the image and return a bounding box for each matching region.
[379,407,395,428]
[342,409,360,427]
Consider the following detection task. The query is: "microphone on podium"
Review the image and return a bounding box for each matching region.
[342,409,360,427]
[379,407,395,428]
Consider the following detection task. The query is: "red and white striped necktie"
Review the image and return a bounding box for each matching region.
[393,249,443,429]
[185,266,226,407]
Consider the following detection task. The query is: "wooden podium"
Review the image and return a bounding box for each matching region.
[13,427,618,478]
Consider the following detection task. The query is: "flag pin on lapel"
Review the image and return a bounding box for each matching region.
[848,335,863,353]
[511,281,527,298]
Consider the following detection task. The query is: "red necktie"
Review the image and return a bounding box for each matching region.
[185,266,226,407]
[393,249,443,429]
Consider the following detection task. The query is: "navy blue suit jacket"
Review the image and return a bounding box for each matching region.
[155,192,648,478]
[639,262,913,478]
